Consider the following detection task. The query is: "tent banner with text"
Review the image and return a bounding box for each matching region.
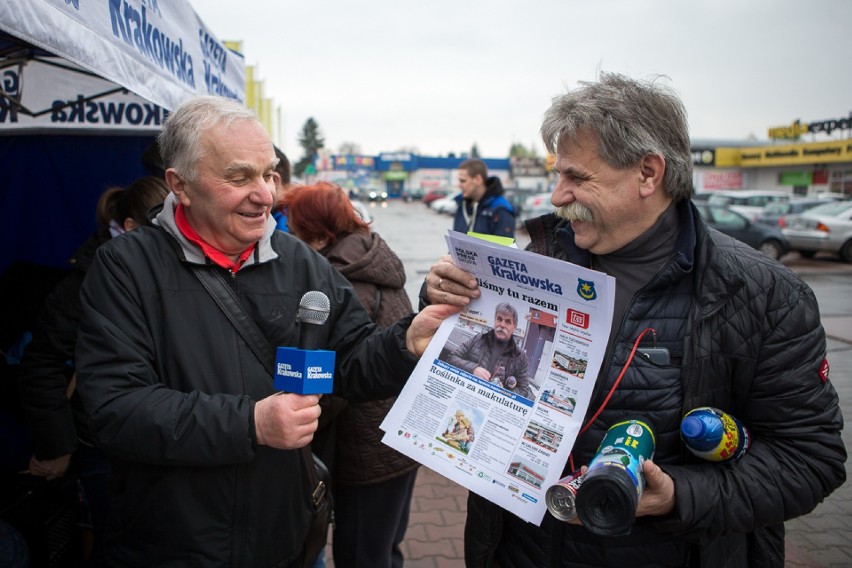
[0,0,244,122]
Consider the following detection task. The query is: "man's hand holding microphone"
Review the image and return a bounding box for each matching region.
[254,392,321,450]
[254,291,331,450]
[253,282,464,449]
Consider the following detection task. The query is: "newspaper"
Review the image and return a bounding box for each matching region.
[380,231,615,525]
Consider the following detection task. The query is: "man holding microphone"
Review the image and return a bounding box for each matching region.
[74,96,456,567]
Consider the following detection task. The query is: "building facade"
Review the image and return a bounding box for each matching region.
[693,113,852,196]
[311,113,852,200]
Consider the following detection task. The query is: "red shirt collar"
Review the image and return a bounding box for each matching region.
[175,204,256,273]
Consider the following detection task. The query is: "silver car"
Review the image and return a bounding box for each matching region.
[781,200,852,262]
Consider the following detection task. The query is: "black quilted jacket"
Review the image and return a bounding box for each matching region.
[464,200,846,568]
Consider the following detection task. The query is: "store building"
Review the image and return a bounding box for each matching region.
[312,113,852,200]
[314,151,514,198]
[693,113,852,196]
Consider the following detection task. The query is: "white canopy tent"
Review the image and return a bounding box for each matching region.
[0,0,245,131]
[0,0,247,353]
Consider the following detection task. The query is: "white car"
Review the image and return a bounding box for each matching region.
[431,192,460,215]
[348,197,372,223]
[707,190,790,222]
[517,192,555,228]
[782,200,852,262]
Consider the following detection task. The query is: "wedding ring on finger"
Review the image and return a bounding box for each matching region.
[437,277,443,290]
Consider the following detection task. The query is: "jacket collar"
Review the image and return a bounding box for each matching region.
[154,193,279,267]
[549,200,698,271]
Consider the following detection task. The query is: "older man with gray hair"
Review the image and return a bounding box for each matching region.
[74,95,456,567]
[426,72,846,567]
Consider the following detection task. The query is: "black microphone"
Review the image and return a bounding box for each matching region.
[297,291,331,350]
[274,291,335,394]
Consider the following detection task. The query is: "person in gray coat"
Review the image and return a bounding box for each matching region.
[424,72,846,567]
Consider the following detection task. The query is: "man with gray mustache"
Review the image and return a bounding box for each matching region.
[424,72,846,567]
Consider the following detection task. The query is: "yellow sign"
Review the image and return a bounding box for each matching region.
[767,121,810,140]
[768,114,852,140]
[739,139,852,167]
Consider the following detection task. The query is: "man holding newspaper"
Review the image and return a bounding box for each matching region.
[424,72,846,567]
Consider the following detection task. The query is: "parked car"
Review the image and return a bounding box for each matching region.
[367,189,388,202]
[430,192,460,215]
[691,190,712,203]
[423,188,451,206]
[516,192,555,229]
[402,188,425,202]
[781,200,852,262]
[756,197,843,228]
[348,196,372,223]
[707,190,790,222]
[504,191,528,222]
[694,203,789,260]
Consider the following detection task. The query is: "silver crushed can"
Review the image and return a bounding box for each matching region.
[545,470,584,521]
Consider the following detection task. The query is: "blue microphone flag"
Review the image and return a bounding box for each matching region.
[274,347,335,394]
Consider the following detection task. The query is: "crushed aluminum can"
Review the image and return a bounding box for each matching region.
[545,469,584,522]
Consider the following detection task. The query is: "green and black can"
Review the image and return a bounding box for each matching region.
[575,419,656,536]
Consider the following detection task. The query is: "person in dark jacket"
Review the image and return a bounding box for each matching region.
[16,176,168,565]
[454,159,515,238]
[73,96,456,568]
[444,302,533,399]
[423,72,846,567]
[284,181,420,568]
[272,146,295,233]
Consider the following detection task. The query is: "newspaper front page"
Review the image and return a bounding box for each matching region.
[380,231,615,525]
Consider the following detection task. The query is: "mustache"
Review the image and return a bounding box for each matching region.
[555,203,594,222]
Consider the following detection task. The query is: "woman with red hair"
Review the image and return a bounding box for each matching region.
[282,182,418,568]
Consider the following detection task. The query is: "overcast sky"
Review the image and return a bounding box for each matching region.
[189,0,851,160]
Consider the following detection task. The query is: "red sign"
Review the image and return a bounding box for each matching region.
[702,171,743,190]
[566,309,589,329]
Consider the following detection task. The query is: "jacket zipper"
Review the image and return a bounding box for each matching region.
[227,269,250,567]
[683,300,727,417]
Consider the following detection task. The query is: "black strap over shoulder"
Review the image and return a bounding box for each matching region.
[189,265,324,506]
[191,266,274,365]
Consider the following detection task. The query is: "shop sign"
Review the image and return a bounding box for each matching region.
[740,140,852,167]
[779,172,812,186]
[332,155,375,170]
[692,147,716,166]
[510,156,546,177]
[380,152,412,162]
[702,171,743,190]
[768,113,852,140]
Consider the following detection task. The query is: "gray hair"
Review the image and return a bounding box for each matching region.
[158,96,260,182]
[540,72,693,201]
[495,302,518,325]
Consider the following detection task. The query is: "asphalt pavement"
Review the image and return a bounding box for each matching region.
[324,200,852,568]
